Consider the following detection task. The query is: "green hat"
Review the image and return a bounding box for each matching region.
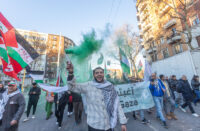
[8,81,16,86]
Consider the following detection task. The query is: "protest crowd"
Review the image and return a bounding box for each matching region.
[0,60,200,131]
[0,11,200,131]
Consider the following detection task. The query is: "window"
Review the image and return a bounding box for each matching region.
[24,35,28,39]
[162,48,169,58]
[173,44,183,54]
[160,37,165,44]
[150,54,157,62]
[172,28,176,36]
[196,36,200,47]
[53,41,57,46]
[190,15,200,26]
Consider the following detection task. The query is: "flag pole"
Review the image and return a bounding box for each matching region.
[56,33,62,82]
[21,69,26,92]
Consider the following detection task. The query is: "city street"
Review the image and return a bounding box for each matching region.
[19,92,200,131]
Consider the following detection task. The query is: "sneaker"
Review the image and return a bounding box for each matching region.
[67,112,70,117]
[58,127,61,130]
[163,121,168,129]
[32,115,35,119]
[70,112,73,115]
[141,118,149,124]
[133,114,137,120]
[192,113,199,117]
[179,107,186,113]
[23,117,29,122]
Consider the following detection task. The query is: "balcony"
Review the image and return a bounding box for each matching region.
[142,24,152,33]
[138,2,147,12]
[140,11,149,22]
[147,47,157,54]
[145,35,154,43]
[167,33,182,44]
[159,5,171,16]
[139,31,143,38]
[164,19,176,29]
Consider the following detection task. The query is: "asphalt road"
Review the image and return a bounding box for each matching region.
[18,91,200,131]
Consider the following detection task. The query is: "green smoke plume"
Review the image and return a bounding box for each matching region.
[65,30,103,63]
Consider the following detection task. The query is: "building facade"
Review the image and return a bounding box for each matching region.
[136,0,200,62]
[17,29,75,80]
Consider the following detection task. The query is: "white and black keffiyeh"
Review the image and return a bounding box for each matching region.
[0,89,20,120]
[92,80,119,129]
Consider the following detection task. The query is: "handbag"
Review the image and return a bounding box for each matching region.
[46,95,54,102]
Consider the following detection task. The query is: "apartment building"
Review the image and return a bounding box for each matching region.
[136,0,200,62]
[17,29,75,80]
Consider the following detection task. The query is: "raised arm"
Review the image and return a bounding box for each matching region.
[67,62,89,94]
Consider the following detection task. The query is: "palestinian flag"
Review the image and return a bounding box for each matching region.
[0,12,39,75]
[97,53,104,65]
[0,31,20,80]
[88,63,93,81]
[119,48,130,74]
[137,60,143,73]
[29,71,44,83]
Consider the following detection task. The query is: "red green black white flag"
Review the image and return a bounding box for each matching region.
[0,12,39,80]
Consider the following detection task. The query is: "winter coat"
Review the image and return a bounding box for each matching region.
[162,81,173,99]
[71,92,82,102]
[28,86,41,102]
[1,92,25,131]
[0,88,6,94]
[177,79,194,101]
[58,92,69,106]
[191,79,200,91]
[169,79,178,92]
[149,79,165,97]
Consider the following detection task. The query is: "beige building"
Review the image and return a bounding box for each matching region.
[136,0,200,62]
[17,29,75,80]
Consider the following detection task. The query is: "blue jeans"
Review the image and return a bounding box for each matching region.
[153,96,165,122]
[194,90,200,104]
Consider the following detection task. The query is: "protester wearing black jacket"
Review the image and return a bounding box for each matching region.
[55,91,69,129]
[71,92,83,124]
[23,83,41,122]
[191,75,200,105]
[177,75,199,117]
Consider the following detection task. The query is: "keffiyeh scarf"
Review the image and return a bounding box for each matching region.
[92,80,119,129]
[0,89,20,119]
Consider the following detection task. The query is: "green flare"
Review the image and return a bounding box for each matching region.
[65,30,103,62]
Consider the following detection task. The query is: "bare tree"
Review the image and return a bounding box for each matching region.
[114,24,141,78]
[158,0,195,50]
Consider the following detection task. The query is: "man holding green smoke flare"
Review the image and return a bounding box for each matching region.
[67,62,127,131]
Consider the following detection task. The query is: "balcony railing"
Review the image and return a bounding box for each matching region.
[145,35,154,43]
[167,33,182,44]
[138,2,147,12]
[140,11,149,22]
[147,47,157,54]
[164,19,176,29]
[142,23,152,33]
[159,5,171,16]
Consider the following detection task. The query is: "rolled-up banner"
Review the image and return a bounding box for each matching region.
[38,83,68,93]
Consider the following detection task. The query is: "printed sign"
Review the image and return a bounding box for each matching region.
[115,81,154,113]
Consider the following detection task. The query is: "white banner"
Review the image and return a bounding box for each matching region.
[38,83,68,93]
[115,81,155,113]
